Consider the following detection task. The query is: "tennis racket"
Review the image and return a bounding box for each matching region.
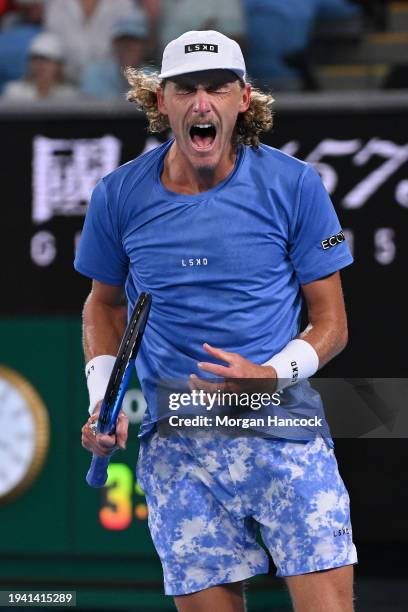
[86,292,151,488]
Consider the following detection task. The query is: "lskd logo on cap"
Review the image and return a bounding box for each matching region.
[185,44,219,54]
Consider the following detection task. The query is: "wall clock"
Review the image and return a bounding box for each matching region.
[0,366,49,504]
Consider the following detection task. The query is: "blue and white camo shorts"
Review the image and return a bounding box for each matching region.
[136,429,358,596]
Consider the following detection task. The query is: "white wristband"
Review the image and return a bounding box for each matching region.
[85,355,116,416]
[263,339,319,391]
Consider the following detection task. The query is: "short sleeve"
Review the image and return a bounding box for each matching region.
[74,179,128,285]
[289,164,353,284]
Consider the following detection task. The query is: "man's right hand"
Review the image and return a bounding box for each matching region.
[81,401,129,457]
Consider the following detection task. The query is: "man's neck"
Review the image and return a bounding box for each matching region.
[160,141,237,195]
[81,0,99,20]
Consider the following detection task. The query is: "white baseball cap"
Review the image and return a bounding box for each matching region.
[159,30,246,80]
[29,33,63,62]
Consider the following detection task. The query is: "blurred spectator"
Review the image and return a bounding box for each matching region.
[243,0,362,90]
[0,0,44,93]
[0,0,13,19]
[148,0,245,51]
[135,0,160,58]
[1,0,43,28]
[2,32,78,101]
[80,12,149,100]
[139,0,160,27]
[44,0,140,83]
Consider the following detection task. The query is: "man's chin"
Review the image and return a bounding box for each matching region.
[190,149,220,175]
[195,163,217,179]
[178,136,227,174]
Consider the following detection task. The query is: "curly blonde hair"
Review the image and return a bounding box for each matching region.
[125,68,274,148]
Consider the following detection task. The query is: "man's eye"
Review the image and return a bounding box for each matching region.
[177,88,194,95]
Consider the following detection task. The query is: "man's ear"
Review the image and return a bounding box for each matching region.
[238,84,252,113]
[156,86,167,115]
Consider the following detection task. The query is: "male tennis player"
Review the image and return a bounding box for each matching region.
[77,30,357,612]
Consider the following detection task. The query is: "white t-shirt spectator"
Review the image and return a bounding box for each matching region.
[44,0,137,82]
[2,80,78,101]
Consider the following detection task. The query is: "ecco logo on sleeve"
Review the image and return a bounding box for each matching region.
[321,231,345,250]
[185,44,219,54]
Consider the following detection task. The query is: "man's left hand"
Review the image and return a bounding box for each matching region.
[195,343,277,393]
[198,343,274,378]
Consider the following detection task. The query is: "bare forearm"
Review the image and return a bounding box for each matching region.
[81,283,129,450]
[299,318,348,370]
[299,272,349,370]
[82,292,127,362]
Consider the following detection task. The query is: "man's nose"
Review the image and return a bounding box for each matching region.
[192,89,211,113]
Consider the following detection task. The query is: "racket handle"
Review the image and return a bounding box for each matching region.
[86,454,111,488]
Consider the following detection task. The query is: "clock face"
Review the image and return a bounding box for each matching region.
[0,367,49,504]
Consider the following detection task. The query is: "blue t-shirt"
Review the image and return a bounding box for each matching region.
[74,140,353,440]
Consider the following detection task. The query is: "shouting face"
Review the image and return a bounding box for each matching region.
[157,69,251,175]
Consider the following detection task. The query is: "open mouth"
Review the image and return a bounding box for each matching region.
[189,123,217,150]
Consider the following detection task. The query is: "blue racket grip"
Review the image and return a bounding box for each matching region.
[86,453,111,488]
